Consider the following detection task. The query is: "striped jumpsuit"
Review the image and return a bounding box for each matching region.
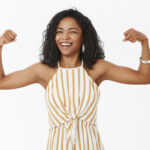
[44,59,105,150]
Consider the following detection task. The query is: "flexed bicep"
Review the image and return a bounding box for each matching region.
[0,63,40,90]
[100,60,150,84]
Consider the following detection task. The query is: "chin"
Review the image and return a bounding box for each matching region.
[60,50,75,56]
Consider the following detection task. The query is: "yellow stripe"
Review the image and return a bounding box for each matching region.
[66,133,68,150]
[48,112,55,127]
[89,125,95,150]
[45,93,55,127]
[48,118,53,129]
[48,84,68,122]
[84,100,97,121]
[84,83,98,121]
[52,128,56,150]
[92,126,99,150]
[56,128,60,150]
[67,122,72,132]
[72,69,76,115]
[85,125,90,150]
[56,72,70,116]
[98,88,100,97]
[67,70,71,114]
[77,69,86,116]
[79,83,95,121]
[83,81,95,120]
[97,131,101,150]
[73,142,76,150]
[81,121,85,150]
[84,78,91,110]
[83,80,91,116]
[49,130,53,150]
[90,107,97,123]
[71,140,73,150]
[77,118,82,150]
[60,69,66,107]
[51,77,69,119]
[78,68,81,107]
[82,95,95,119]
[61,124,64,150]
[47,85,62,124]
[47,103,61,124]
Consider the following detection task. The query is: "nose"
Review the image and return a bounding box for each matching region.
[62,32,70,40]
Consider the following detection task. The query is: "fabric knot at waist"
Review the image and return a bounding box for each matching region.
[64,115,96,146]
[65,116,78,146]
[49,115,96,146]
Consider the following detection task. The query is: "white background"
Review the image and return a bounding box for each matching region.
[0,0,150,150]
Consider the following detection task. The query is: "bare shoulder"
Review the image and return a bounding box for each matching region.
[33,62,57,89]
[95,58,108,68]
[31,61,50,73]
[84,59,107,86]
[93,59,109,85]
[95,58,112,74]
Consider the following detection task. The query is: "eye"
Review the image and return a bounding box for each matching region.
[56,31,62,33]
[70,31,77,33]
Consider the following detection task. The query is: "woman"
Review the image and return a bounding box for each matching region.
[0,8,150,150]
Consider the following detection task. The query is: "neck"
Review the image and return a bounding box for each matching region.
[59,57,82,68]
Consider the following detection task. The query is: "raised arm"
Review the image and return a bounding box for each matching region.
[99,28,150,84]
[0,30,41,90]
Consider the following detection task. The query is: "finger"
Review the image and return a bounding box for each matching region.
[3,39,9,44]
[124,29,131,36]
[9,33,15,40]
[123,32,132,41]
[9,32,17,40]
[11,31,17,37]
[123,28,134,36]
[10,36,17,42]
[5,34,12,41]
[124,31,129,36]
[7,31,16,41]
[125,33,137,42]
[11,32,17,37]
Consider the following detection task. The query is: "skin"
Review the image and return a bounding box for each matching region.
[55,17,83,68]
[0,20,150,90]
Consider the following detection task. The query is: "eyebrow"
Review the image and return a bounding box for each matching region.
[57,27,79,30]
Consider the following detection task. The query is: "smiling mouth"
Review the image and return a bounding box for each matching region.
[60,42,73,47]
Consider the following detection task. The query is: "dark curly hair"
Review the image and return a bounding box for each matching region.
[39,7,105,69]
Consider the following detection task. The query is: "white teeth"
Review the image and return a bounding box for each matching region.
[61,42,72,46]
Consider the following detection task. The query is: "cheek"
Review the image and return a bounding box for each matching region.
[73,35,82,42]
[55,37,59,44]
[74,38,82,46]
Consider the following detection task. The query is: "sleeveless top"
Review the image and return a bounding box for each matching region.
[44,59,105,150]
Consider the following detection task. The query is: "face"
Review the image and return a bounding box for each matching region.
[55,17,83,56]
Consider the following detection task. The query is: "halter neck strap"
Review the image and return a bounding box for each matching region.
[58,59,83,69]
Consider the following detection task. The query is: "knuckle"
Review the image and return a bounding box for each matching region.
[6,29,9,33]
[7,29,12,32]
[5,29,12,34]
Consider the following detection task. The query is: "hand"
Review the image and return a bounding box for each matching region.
[122,28,148,44]
[0,29,17,45]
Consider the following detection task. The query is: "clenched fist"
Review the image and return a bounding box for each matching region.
[122,28,148,44]
[0,29,17,45]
